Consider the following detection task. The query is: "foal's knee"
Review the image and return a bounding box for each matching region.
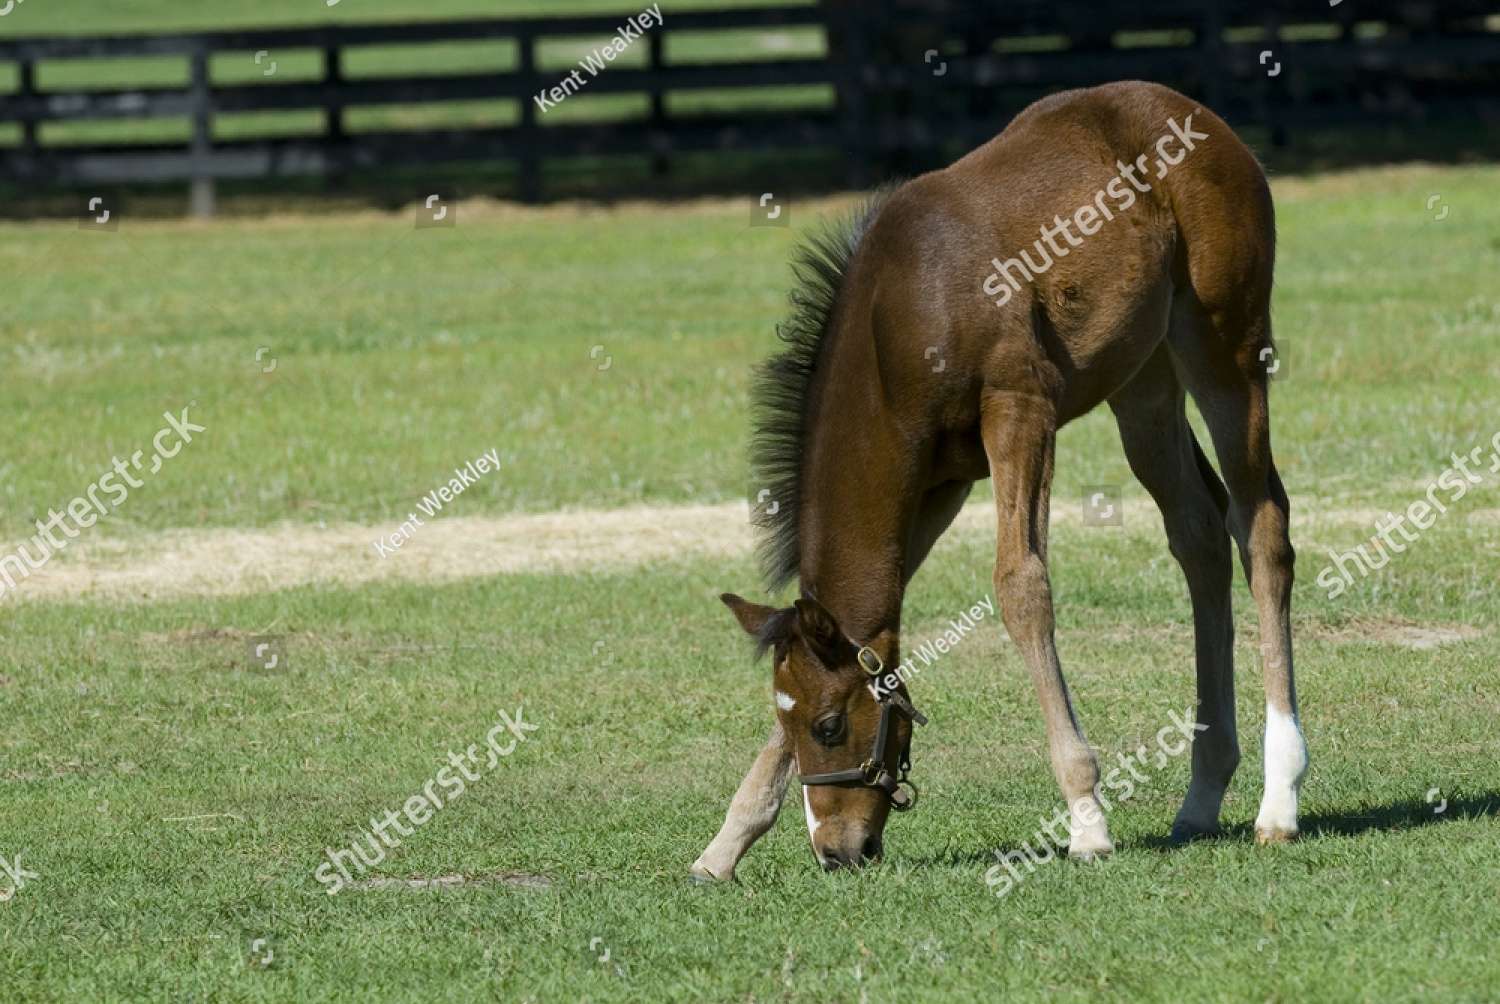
[1165,505,1232,587]
[1056,745,1102,797]
[1248,521,1295,595]
[1230,483,1294,593]
[993,555,1053,637]
[1196,725,1241,782]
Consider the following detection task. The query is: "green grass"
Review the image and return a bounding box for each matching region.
[3,525,1498,999]
[3,164,1499,532]
[1,163,1499,1000]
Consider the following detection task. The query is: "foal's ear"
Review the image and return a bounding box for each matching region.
[793,596,845,665]
[720,593,779,636]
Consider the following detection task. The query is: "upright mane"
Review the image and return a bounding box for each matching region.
[750,188,894,592]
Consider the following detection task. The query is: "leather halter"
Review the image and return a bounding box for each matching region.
[798,645,928,812]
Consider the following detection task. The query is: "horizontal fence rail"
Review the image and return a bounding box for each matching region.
[0,0,1497,212]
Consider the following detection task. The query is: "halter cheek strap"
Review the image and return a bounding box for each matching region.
[798,645,928,812]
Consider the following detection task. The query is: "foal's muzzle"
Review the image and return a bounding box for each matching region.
[820,834,884,871]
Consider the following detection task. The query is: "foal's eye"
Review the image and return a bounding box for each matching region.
[811,713,846,747]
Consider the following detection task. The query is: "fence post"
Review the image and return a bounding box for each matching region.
[517,29,541,203]
[824,0,871,189]
[18,58,38,158]
[325,44,345,141]
[322,43,347,184]
[962,19,993,149]
[1201,0,1226,117]
[648,28,668,178]
[188,46,216,217]
[1263,10,1287,147]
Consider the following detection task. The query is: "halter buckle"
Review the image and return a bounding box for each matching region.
[856,645,883,676]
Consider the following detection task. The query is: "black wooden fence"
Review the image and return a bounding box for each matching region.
[1,0,1497,213]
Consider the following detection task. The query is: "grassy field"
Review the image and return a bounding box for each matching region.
[2,161,1499,1001]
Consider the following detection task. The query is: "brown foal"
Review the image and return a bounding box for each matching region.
[692,81,1308,878]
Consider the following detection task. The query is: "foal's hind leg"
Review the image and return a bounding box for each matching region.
[1109,347,1240,840]
[1171,300,1308,843]
[981,390,1113,859]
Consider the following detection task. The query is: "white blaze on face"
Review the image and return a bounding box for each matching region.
[801,785,822,840]
[781,693,819,842]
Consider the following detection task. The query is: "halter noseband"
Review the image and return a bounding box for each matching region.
[798,645,928,812]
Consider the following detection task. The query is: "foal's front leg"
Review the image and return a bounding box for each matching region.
[690,720,794,881]
[981,391,1114,859]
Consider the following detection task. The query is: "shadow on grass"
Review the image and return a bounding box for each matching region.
[1298,791,1500,839]
[907,791,1500,867]
[1130,790,1500,852]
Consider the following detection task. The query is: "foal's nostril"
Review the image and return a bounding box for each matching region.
[818,838,881,871]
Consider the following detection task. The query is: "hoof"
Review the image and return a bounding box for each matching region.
[1169,821,1221,846]
[1069,847,1112,863]
[689,860,732,883]
[1068,837,1115,863]
[1254,826,1299,846]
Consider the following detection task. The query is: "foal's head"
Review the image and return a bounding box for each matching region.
[721,592,913,870]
